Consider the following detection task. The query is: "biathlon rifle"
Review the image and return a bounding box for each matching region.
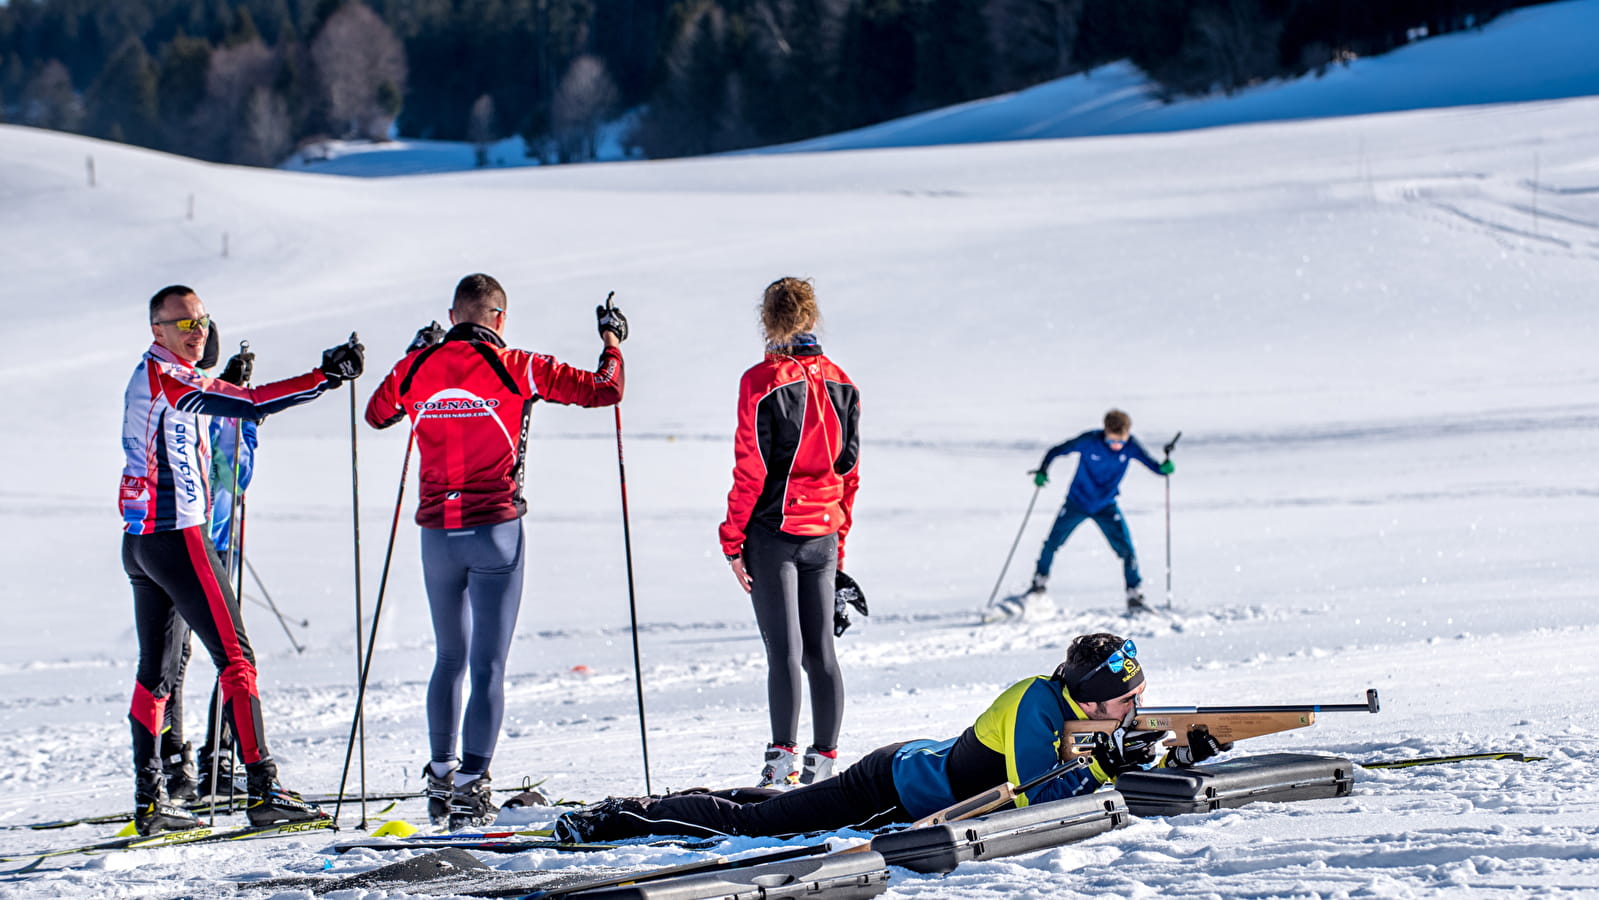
[1062,689,1381,757]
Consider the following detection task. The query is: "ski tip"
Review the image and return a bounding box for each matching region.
[0,856,45,877]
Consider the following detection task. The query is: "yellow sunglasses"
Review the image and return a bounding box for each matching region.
[153,315,212,333]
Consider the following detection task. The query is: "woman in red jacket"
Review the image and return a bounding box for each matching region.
[719,277,861,788]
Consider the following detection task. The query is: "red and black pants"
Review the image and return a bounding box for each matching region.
[123,526,269,774]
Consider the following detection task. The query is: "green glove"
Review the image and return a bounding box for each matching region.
[1159,460,1175,475]
[1032,469,1049,487]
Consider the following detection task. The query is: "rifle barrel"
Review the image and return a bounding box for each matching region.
[1141,690,1380,716]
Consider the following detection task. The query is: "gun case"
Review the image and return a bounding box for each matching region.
[868,790,1130,874]
[1113,752,1355,817]
[569,850,888,900]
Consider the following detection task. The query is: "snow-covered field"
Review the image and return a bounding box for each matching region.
[2,52,1598,900]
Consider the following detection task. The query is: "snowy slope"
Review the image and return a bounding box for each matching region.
[1,86,1597,897]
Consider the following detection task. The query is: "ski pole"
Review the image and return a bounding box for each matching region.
[346,333,367,826]
[605,291,653,795]
[210,343,250,827]
[242,553,309,649]
[985,483,1043,609]
[1162,431,1181,610]
[333,427,415,829]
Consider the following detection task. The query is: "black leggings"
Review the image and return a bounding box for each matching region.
[746,526,842,751]
[163,638,233,761]
[124,528,268,772]
[625,742,909,838]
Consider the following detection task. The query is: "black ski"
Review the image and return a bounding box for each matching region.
[1361,751,1547,769]
[19,798,395,831]
[0,817,335,875]
[334,834,720,854]
[18,778,557,830]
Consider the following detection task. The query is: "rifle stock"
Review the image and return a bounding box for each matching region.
[1063,689,1380,757]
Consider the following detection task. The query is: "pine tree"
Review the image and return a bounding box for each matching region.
[85,35,160,146]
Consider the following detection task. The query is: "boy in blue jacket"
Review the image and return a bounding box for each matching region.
[1004,409,1171,617]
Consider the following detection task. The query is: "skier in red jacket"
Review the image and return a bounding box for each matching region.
[365,273,625,829]
[719,277,860,788]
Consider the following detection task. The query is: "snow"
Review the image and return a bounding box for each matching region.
[2,15,1598,899]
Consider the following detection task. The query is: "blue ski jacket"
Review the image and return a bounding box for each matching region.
[1039,430,1162,513]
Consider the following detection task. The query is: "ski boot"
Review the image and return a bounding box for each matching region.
[1125,586,1150,614]
[423,762,455,828]
[799,746,837,785]
[758,743,800,788]
[163,741,199,804]
[448,771,499,831]
[135,763,202,836]
[553,796,652,843]
[245,762,329,827]
[197,751,248,800]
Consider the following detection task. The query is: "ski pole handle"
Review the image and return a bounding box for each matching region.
[1163,431,1182,459]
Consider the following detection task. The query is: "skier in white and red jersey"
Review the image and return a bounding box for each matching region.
[719,276,861,789]
[364,273,625,830]
[119,284,363,835]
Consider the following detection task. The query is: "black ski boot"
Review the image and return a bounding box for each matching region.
[448,771,498,831]
[553,796,653,843]
[197,751,247,800]
[164,742,199,804]
[423,763,455,828]
[245,762,329,827]
[135,764,202,836]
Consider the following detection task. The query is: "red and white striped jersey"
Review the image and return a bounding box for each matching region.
[120,342,331,534]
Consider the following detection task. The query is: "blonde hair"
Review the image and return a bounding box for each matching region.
[761,277,819,346]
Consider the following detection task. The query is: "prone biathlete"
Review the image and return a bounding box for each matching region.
[364,274,626,830]
[553,633,1229,841]
[120,285,363,835]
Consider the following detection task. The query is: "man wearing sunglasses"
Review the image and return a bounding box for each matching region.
[119,284,364,835]
[553,632,1228,842]
[999,408,1172,619]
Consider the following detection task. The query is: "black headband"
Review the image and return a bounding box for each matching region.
[1072,656,1145,703]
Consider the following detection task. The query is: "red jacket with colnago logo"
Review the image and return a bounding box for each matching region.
[365,323,623,529]
[718,343,860,565]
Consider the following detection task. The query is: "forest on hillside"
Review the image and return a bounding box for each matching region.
[0,0,1552,167]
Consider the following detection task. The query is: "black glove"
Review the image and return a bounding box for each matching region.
[219,349,254,386]
[1090,731,1155,778]
[1170,726,1232,767]
[833,571,869,637]
[408,321,444,353]
[199,323,221,369]
[320,336,365,384]
[596,302,628,342]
